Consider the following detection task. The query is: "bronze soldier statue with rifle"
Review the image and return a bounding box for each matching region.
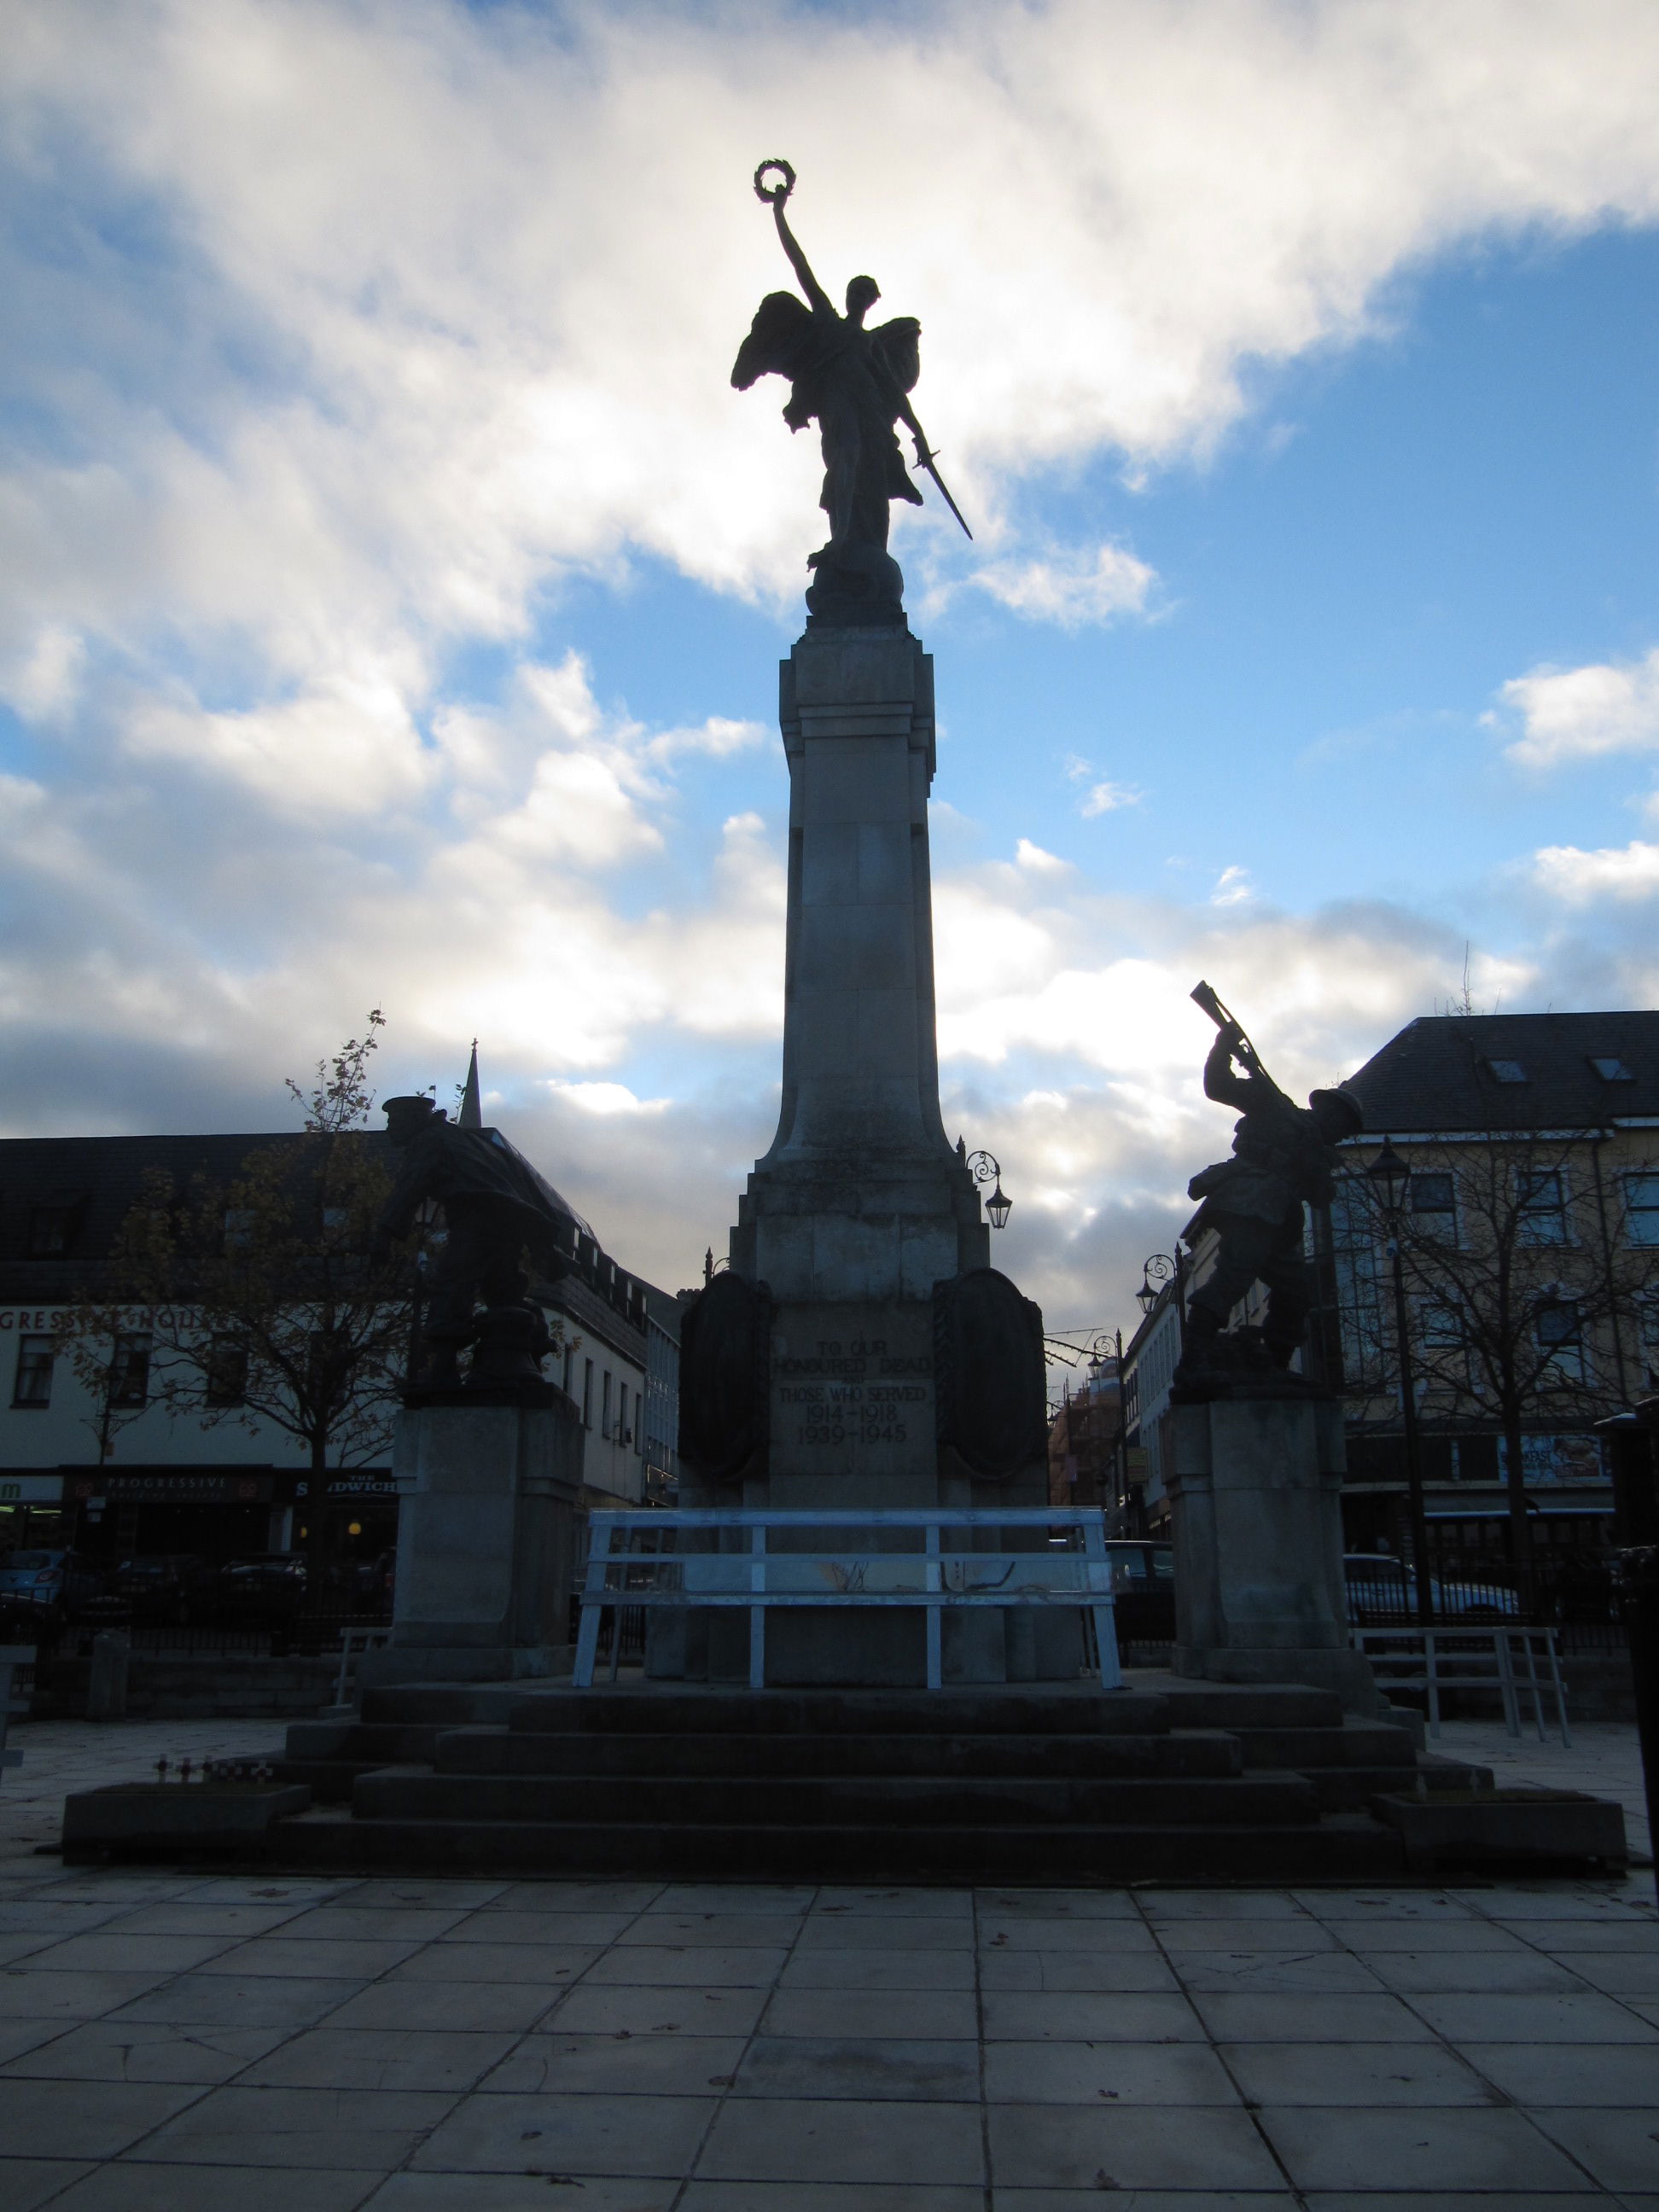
[732,160,971,624]
[1183,982,1364,1373]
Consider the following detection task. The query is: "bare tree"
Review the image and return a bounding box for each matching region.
[1336,1125,1658,1583]
[60,1015,422,1578]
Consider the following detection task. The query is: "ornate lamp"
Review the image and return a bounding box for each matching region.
[964,1150,1012,1230]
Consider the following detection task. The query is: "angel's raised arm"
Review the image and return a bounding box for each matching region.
[772,195,835,318]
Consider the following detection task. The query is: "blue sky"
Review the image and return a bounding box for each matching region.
[5,0,1659,1344]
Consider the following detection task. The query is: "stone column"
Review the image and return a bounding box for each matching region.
[667,622,1064,1687]
[364,1384,585,1686]
[1164,1382,1382,1712]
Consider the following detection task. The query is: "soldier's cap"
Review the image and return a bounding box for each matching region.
[1307,1085,1364,1134]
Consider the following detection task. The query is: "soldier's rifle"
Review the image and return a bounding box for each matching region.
[1190,980,1264,1074]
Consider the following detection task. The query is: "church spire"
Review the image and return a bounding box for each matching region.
[457,1039,483,1129]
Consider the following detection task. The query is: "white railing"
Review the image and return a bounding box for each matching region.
[573,1508,1121,1692]
[0,1645,29,1784]
[1352,1623,1571,1744]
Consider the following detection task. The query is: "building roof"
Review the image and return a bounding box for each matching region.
[0,1130,653,1335]
[1343,1012,1659,1136]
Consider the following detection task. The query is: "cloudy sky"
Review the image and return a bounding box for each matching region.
[5,0,1659,1350]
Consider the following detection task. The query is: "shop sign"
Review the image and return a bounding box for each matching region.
[0,1475,65,1505]
[67,1472,273,1505]
[1497,1434,1604,1483]
[0,1307,201,1333]
[292,1471,402,1499]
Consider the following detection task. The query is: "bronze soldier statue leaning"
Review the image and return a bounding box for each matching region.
[732,159,970,624]
[1182,982,1364,1373]
[375,1095,579,1392]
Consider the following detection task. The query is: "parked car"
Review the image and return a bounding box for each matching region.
[213,1556,307,1626]
[96,1555,218,1626]
[0,1549,102,1623]
[1342,1551,1521,1626]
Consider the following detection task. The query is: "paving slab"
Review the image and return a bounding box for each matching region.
[365,2179,679,2211]
[1190,1991,1435,2042]
[480,2029,749,2096]
[411,2087,713,2176]
[986,2102,1284,2192]
[696,2093,986,2186]
[128,2081,459,2168]
[1220,2038,1498,2107]
[735,2034,980,2101]
[979,1989,1206,2042]
[242,2023,524,2091]
[322,1979,562,2032]
[1258,2104,1593,2192]
[48,2165,379,2211]
[2,2017,289,2082]
[976,1951,1179,1993]
[761,1986,979,2040]
[110,1970,367,2028]
[548,1982,770,2038]
[0,2160,95,2212]
[977,1915,1158,1953]
[1464,2038,1659,2104]
[982,2037,1240,2104]
[615,1912,804,1948]
[1401,1988,1659,2043]
[1528,2104,1659,2191]
[0,1968,179,2019]
[387,1942,600,1985]
[0,2074,207,2157]
[779,1948,977,1991]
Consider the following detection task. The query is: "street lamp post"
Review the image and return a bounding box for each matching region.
[1365,1138,1435,1631]
[964,1150,1012,1230]
[1135,1249,1186,1350]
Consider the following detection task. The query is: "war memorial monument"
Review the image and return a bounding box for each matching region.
[65,164,1632,1884]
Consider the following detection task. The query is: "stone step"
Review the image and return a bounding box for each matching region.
[1230,1721,1420,1771]
[1304,1764,1424,1813]
[360,1683,529,1728]
[1128,1677,1347,1729]
[428,1726,1246,1782]
[502,1686,1174,1737]
[265,1812,1406,1883]
[352,1768,1322,1828]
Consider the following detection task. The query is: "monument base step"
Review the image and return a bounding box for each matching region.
[242,1810,1411,1884]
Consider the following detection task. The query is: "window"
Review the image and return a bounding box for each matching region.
[1536,1298,1586,1386]
[26,1204,79,1258]
[1516,1168,1569,1245]
[1409,1173,1455,1219]
[109,1332,152,1408]
[1627,1173,1659,1248]
[582,1359,593,1429]
[12,1336,54,1409]
[602,1371,613,1440]
[221,1208,254,1252]
[321,1206,352,1249]
[205,1335,248,1408]
[562,1344,573,1395]
[1484,1058,1528,1084]
[1591,1056,1635,1082]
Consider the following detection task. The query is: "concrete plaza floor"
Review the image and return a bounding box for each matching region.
[0,1714,1654,2208]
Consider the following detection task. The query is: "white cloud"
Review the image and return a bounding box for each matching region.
[1015,838,1069,875]
[969,543,1158,627]
[1211,865,1254,906]
[1499,649,1659,767]
[1533,840,1659,902]
[1080,780,1144,818]
[548,1082,672,1118]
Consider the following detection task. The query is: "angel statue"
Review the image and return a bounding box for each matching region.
[733,160,970,624]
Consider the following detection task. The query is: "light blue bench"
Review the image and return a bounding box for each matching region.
[573,1508,1121,1691]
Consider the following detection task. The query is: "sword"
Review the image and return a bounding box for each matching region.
[910,434,974,541]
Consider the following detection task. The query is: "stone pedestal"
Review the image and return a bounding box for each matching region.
[1164,1385,1381,1713]
[664,621,1065,1688]
[364,1388,585,1686]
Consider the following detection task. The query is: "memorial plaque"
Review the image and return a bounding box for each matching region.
[770,1301,935,1483]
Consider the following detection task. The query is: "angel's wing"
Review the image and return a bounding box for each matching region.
[868,315,921,395]
[731,291,818,390]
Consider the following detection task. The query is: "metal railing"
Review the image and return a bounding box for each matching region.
[573,1508,1121,1692]
[1353,1622,1571,1743]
